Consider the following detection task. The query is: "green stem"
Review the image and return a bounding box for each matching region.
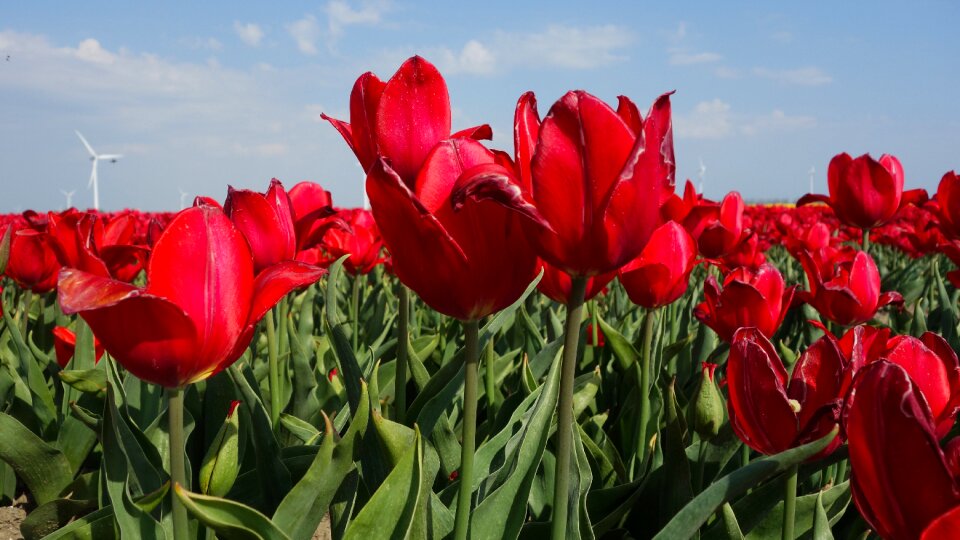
[590,300,599,347]
[484,337,496,420]
[695,440,709,493]
[453,319,480,540]
[783,464,798,540]
[636,308,657,469]
[741,443,750,468]
[352,273,361,352]
[550,276,588,540]
[168,386,189,540]
[862,228,871,255]
[266,308,281,427]
[395,285,409,424]
[836,459,848,483]
[20,289,33,338]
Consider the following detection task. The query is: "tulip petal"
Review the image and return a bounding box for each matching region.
[58,268,141,314]
[452,163,551,231]
[788,336,846,429]
[349,72,387,171]
[514,91,540,193]
[615,95,642,134]
[796,193,833,207]
[249,261,326,327]
[451,124,493,140]
[376,56,451,185]
[922,505,960,540]
[845,361,960,540]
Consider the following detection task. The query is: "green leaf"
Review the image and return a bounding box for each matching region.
[20,498,98,539]
[200,401,242,497]
[740,480,850,539]
[279,414,321,444]
[653,429,839,540]
[59,369,107,395]
[36,505,117,540]
[325,256,368,416]
[720,503,745,540]
[812,491,835,540]
[597,316,639,371]
[344,427,425,540]
[0,412,73,505]
[174,483,292,540]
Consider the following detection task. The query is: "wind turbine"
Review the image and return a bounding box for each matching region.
[60,189,76,210]
[808,166,816,194]
[178,188,189,210]
[75,130,123,211]
[698,157,707,194]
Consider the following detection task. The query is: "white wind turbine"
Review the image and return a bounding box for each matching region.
[75,131,123,211]
[698,157,707,194]
[808,166,816,194]
[60,189,76,210]
[178,188,189,210]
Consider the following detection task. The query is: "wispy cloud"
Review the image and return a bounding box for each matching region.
[234,21,264,47]
[753,66,833,86]
[325,0,390,48]
[287,15,321,55]
[669,50,722,66]
[675,99,817,139]
[180,36,223,51]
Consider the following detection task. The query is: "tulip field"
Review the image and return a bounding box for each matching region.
[3,56,960,540]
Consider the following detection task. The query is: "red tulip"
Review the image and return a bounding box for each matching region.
[224,179,297,273]
[693,264,794,342]
[844,361,960,540]
[923,506,960,540]
[690,191,745,259]
[619,221,696,308]
[57,204,325,387]
[322,55,490,185]
[51,326,105,369]
[798,152,925,229]
[936,171,960,240]
[321,209,384,275]
[797,249,902,326]
[538,260,614,304]
[366,137,538,320]
[287,181,343,252]
[941,240,960,288]
[5,227,60,293]
[726,327,844,456]
[718,231,766,272]
[454,90,675,277]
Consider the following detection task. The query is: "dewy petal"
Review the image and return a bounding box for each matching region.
[376,56,451,186]
[146,206,254,375]
[727,328,798,455]
[845,361,960,540]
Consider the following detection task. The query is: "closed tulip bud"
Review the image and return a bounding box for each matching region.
[689,362,725,441]
[199,400,241,497]
[224,179,297,273]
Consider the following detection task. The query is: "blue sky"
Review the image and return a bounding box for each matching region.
[1,1,958,211]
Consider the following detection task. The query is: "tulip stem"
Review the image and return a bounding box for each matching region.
[636,307,657,471]
[484,336,497,420]
[591,300,599,347]
[352,274,361,352]
[862,228,871,255]
[551,276,588,540]
[20,289,32,338]
[836,459,847,483]
[168,386,189,540]
[741,443,750,468]
[453,319,480,540]
[266,308,281,428]
[782,463,798,540]
[395,285,409,424]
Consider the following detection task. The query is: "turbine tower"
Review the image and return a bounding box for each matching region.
[60,189,76,210]
[75,131,123,211]
[698,157,707,194]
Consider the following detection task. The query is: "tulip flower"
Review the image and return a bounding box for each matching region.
[538,260,614,305]
[941,241,960,288]
[689,191,746,259]
[287,181,345,252]
[5,227,60,293]
[844,361,960,540]
[797,249,902,326]
[322,55,490,185]
[718,231,766,272]
[45,210,149,282]
[224,179,297,273]
[619,221,697,309]
[936,170,960,240]
[727,327,844,457]
[693,264,794,342]
[51,326,105,368]
[57,204,325,388]
[797,152,918,230]
[321,208,384,276]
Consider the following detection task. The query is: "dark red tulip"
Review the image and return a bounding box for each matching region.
[844,361,960,540]
[51,326,105,369]
[936,171,960,240]
[366,137,538,320]
[797,152,924,229]
[538,260,614,305]
[322,55,490,185]
[287,181,344,252]
[727,327,843,456]
[321,208,384,275]
[923,506,960,539]
[619,221,696,308]
[693,264,794,342]
[454,90,675,277]
[941,240,960,288]
[691,191,745,259]
[224,179,297,273]
[57,205,324,387]
[797,249,902,326]
[718,231,766,272]
[5,227,60,293]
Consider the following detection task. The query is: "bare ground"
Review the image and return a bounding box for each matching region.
[0,506,25,540]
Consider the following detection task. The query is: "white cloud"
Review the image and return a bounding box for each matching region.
[325,0,389,47]
[287,15,321,55]
[675,99,816,139]
[669,50,722,65]
[713,66,740,78]
[75,38,117,65]
[180,36,223,51]
[753,66,833,86]
[495,24,632,69]
[431,40,496,75]
[234,21,264,47]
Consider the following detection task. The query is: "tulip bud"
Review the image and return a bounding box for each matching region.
[199,400,241,497]
[689,362,725,441]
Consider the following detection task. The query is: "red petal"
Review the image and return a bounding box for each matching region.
[248,261,326,326]
[788,336,846,429]
[347,72,386,171]
[615,95,642,134]
[225,181,296,272]
[451,163,550,231]
[514,91,540,193]
[922,505,960,540]
[451,124,492,140]
[796,193,833,207]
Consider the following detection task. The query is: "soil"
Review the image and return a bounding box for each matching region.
[313,514,332,540]
[0,506,25,540]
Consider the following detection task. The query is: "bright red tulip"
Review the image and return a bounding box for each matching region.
[224,179,297,273]
[366,137,538,321]
[321,208,384,275]
[693,264,794,342]
[726,327,844,456]
[941,241,960,289]
[322,55,490,185]
[5,227,60,293]
[57,205,325,387]
[454,90,675,277]
[51,326,105,369]
[844,361,960,540]
[619,221,696,308]
[797,152,923,229]
[936,171,960,240]
[287,181,343,252]
[538,260,614,304]
[797,249,902,326]
[718,231,766,272]
[690,191,745,259]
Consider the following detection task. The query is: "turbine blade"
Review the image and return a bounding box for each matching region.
[88,162,98,188]
[99,154,123,161]
[75,130,96,157]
